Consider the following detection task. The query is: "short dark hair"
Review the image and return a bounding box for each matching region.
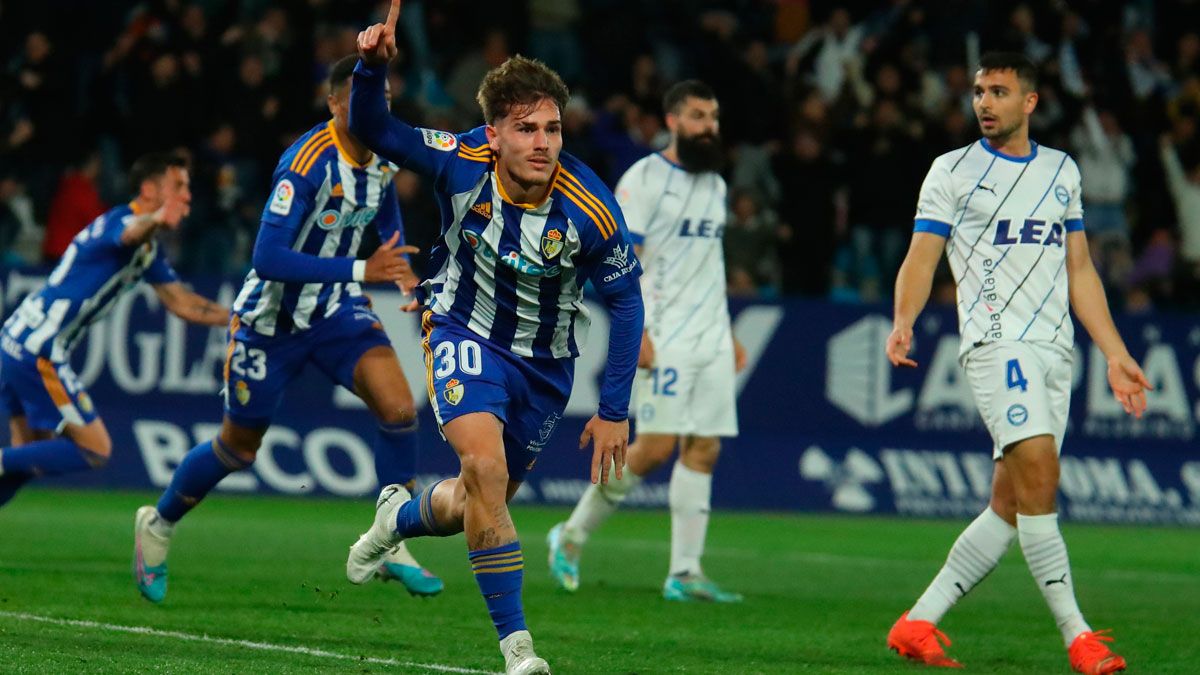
[328,54,360,94]
[663,80,717,115]
[978,52,1038,91]
[475,55,570,124]
[128,152,188,197]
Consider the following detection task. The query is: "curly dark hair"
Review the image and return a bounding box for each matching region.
[475,55,570,124]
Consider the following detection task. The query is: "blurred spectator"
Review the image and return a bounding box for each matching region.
[786,7,865,103]
[446,30,509,124]
[724,189,785,298]
[772,130,843,296]
[42,152,106,262]
[528,0,583,86]
[1070,106,1135,285]
[1160,135,1200,266]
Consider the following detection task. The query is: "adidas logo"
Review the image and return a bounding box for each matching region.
[471,201,492,219]
[331,183,344,198]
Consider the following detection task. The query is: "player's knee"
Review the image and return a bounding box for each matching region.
[459,453,509,494]
[375,403,417,428]
[74,429,113,467]
[681,437,721,471]
[81,447,111,469]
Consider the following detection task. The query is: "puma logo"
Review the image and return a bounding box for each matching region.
[1045,573,1068,587]
[977,182,997,195]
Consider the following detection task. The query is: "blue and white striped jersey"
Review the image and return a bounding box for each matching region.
[233,120,403,336]
[414,127,642,359]
[914,139,1084,357]
[2,202,179,362]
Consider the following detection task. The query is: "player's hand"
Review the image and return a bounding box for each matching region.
[638,330,655,369]
[364,232,419,283]
[579,415,629,486]
[1107,354,1153,418]
[153,197,189,229]
[733,337,747,373]
[357,0,401,65]
[886,325,918,367]
[399,298,421,312]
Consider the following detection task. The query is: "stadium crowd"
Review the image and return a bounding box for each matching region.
[2,0,1199,311]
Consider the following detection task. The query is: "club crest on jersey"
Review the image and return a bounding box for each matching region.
[235,380,251,406]
[316,209,341,229]
[1054,184,1070,205]
[541,229,564,259]
[269,179,294,216]
[420,128,458,152]
[77,391,94,414]
[443,378,464,405]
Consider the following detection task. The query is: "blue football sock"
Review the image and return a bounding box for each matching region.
[470,541,527,640]
[395,478,449,538]
[0,437,96,476]
[156,438,250,523]
[373,419,419,487]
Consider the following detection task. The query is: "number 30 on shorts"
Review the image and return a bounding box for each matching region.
[434,339,482,378]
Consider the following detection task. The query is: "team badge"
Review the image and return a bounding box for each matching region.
[443,378,464,405]
[1006,403,1028,426]
[541,229,564,259]
[316,209,341,230]
[420,128,458,152]
[1054,185,1070,205]
[77,391,94,414]
[236,380,251,406]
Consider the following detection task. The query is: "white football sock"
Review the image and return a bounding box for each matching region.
[909,506,1016,623]
[385,540,421,567]
[1018,512,1091,646]
[668,461,712,577]
[563,468,642,544]
[147,509,175,539]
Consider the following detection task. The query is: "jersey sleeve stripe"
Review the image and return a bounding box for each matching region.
[298,140,335,176]
[457,150,492,163]
[554,179,613,239]
[556,169,617,237]
[458,144,491,157]
[35,357,71,407]
[289,130,332,172]
[914,218,952,237]
[1065,218,1084,232]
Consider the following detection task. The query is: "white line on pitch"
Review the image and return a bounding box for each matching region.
[0,611,497,674]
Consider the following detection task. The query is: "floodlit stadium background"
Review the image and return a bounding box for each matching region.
[1,1,1199,672]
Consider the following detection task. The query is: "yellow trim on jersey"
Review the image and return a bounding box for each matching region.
[557,168,617,238]
[222,316,241,386]
[494,164,559,209]
[458,141,491,156]
[553,178,615,239]
[327,120,372,169]
[297,139,335,176]
[289,129,332,173]
[421,310,436,406]
[36,358,71,407]
[128,201,142,215]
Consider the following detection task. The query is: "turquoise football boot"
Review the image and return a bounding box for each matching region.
[546,522,581,592]
[662,573,744,603]
[133,506,170,603]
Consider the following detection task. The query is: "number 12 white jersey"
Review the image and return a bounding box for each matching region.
[914,140,1085,358]
[616,153,731,358]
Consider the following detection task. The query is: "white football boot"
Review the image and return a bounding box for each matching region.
[500,630,551,674]
[346,484,408,584]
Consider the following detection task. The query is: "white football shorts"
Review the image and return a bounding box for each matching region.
[963,340,1072,459]
[633,347,739,437]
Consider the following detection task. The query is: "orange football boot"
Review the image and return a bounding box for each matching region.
[887,612,963,668]
[1069,630,1127,674]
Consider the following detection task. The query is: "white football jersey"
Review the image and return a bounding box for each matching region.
[616,153,731,356]
[915,140,1084,358]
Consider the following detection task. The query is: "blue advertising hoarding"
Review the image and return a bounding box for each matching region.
[2,269,1197,525]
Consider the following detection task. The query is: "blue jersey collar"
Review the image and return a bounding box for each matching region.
[980,138,1038,163]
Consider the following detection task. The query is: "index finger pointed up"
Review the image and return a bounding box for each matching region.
[385,0,402,31]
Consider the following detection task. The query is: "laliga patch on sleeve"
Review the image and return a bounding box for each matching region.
[269,178,295,216]
[420,128,458,152]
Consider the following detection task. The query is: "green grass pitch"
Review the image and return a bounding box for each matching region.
[0,489,1197,673]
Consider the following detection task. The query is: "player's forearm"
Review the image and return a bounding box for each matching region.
[597,286,644,421]
[120,214,164,247]
[174,291,230,326]
[350,61,422,166]
[892,257,934,330]
[253,225,359,283]
[1069,264,1130,361]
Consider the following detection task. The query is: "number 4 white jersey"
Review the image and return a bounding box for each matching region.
[616,153,731,357]
[914,140,1084,358]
